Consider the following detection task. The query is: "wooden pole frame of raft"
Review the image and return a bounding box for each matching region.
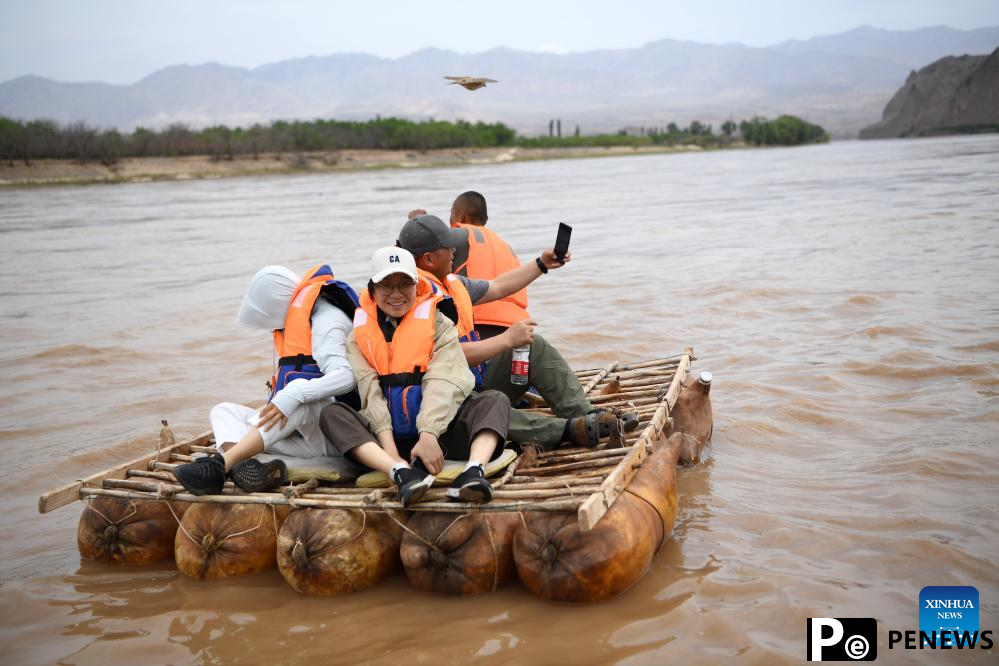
[38,430,214,514]
[38,347,694,532]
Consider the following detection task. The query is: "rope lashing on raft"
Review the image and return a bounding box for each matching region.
[283,479,319,499]
[155,483,176,500]
[388,511,472,553]
[485,515,500,592]
[282,479,320,509]
[390,509,503,589]
[165,500,270,555]
[83,498,138,542]
[387,511,433,548]
[389,509,496,556]
[623,486,668,552]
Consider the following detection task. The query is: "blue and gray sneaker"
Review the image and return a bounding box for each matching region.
[392,466,435,507]
[446,465,492,503]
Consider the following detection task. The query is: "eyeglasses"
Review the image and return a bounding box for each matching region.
[375,280,417,295]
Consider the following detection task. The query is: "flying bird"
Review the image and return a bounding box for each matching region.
[445,76,499,91]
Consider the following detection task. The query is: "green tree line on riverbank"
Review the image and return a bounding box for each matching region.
[0,114,827,165]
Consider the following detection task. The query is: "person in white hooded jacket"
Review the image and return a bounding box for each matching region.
[172,264,361,495]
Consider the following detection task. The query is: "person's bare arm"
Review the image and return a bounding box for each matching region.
[410,432,444,474]
[478,248,571,305]
[459,319,536,366]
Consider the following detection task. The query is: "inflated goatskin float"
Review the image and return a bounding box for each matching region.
[513,431,683,603]
[670,371,714,463]
[400,512,522,595]
[45,349,714,604]
[78,497,189,566]
[277,508,403,595]
[174,503,289,580]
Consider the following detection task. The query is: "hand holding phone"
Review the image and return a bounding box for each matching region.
[553,223,572,264]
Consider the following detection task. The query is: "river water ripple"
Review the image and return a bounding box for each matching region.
[1,135,997,664]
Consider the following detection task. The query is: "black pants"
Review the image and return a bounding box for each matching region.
[319,390,510,463]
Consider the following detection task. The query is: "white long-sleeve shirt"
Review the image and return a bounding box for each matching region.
[269,298,357,417]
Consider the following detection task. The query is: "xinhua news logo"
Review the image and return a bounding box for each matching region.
[807,618,877,661]
[886,585,992,651]
[920,585,978,646]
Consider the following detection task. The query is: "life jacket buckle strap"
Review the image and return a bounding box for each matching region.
[378,370,426,387]
[278,354,317,369]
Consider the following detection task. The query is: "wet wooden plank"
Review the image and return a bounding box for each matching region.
[580,361,619,395]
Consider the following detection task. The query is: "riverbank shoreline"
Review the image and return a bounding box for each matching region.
[0,144,723,187]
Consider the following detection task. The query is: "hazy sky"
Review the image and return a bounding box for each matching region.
[2,0,998,84]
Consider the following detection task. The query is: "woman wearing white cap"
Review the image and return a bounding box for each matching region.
[320,247,510,506]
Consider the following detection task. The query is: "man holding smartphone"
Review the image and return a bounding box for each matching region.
[399,212,637,449]
[409,191,525,337]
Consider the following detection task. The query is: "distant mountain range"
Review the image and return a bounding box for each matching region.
[2,25,998,139]
[860,47,999,138]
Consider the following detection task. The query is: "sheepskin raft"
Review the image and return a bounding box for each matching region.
[39,346,713,603]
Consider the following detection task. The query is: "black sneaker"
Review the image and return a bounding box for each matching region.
[446,465,492,503]
[392,466,435,507]
[230,458,288,493]
[173,453,226,496]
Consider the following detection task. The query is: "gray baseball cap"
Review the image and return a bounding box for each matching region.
[398,214,463,256]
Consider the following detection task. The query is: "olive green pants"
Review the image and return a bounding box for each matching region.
[481,332,594,450]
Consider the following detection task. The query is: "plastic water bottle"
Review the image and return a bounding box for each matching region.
[511,345,530,385]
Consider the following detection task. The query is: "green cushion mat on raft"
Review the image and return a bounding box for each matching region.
[256,453,364,483]
[284,466,349,483]
[354,448,518,488]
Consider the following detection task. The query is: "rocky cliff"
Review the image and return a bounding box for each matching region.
[859,48,999,138]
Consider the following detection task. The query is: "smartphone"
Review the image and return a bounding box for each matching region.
[554,223,572,263]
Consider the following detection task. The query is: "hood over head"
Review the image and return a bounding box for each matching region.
[235,265,301,330]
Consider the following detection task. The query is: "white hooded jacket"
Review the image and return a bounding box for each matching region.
[221,266,356,452]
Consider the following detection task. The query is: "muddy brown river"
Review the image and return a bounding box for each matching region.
[1,135,997,664]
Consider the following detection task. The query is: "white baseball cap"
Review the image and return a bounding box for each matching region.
[369,246,418,284]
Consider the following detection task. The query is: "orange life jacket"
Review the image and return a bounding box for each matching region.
[271,264,359,401]
[352,276,446,439]
[420,269,486,386]
[452,223,530,327]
